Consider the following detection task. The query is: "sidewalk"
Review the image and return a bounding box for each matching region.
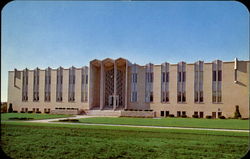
[24,115,249,133]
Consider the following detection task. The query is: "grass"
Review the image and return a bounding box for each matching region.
[1,121,248,159]
[1,113,73,121]
[79,117,249,130]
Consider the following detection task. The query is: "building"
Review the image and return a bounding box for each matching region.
[7,58,249,118]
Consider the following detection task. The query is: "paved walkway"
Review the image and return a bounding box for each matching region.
[23,115,249,133]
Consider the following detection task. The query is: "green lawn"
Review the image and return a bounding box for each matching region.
[1,113,73,121]
[1,122,248,159]
[79,117,249,130]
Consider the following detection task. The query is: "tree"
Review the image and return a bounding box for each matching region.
[234,105,241,119]
[8,103,13,113]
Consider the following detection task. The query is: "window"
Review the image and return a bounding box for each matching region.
[165,111,169,117]
[177,111,181,117]
[212,112,216,118]
[194,61,204,103]
[145,63,153,102]
[199,112,204,118]
[22,69,29,101]
[161,63,169,103]
[177,62,186,103]
[194,111,198,115]
[81,67,89,102]
[162,72,165,82]
[160,111,164,117]
[218,70,222,81]
[212,60,222,103]
[68,67,76,102]
[56,67,63,102]
[150,92,153,102]
[213,71,216,81]
[33,68,40,102]
[131,65,138,103]
[182,111,186,116]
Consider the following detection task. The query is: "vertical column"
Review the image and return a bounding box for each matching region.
[100,62,104,110]
[88,65,92,109]
[113,62,117,110]
[125,61,128,109]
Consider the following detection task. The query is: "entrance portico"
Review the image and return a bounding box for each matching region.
[89,58,129,110]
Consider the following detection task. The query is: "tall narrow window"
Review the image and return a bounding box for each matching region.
[44,67,51,102]
[194,61,204,103]
[212,60,222,103]
[131,64,138,102]
[145,63,154,102]
[161,62,169,102]
[68,67,75,102]
[81,66,88,102]
[177,62,186,103]
[56,67,63,102]
[33,68,40,101]
[22,68,29,101]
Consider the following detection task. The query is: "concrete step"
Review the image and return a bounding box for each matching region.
[87,110,121,116]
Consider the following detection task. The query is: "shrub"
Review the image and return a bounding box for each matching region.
[20,111,25,113]
[78,109,86,115]
[206,115,212,119]
[12,111,18,113]
[181,114,187,118]
[192,114,199,118]
[9,117,34,120]
[59,119,79,122]
[219,116,226,119]
[169,114,175,117]
[36,111,41,114]
[28,111,33,113]
[234,105,241,119]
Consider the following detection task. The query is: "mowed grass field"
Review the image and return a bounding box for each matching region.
[79,117,249,130]
[1,113,73,121]
[1,121,249,159]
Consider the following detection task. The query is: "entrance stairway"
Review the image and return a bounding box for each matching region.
[87,109,122,116]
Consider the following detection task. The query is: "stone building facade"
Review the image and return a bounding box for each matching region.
[8,58,249,118]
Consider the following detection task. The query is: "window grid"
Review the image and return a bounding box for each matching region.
[56,67,63,102]
[161,62,169,103]
[22,69,29,101]
[33,68,40,101]
[212,60,222,103]
[194,61,203,103]
[145,63,153,102]
[81,67,88,102]
[131,64,138,102]
[177,62,186,103]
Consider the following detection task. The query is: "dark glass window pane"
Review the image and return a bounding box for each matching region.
[182,72,186,82]
[162,72,165,82]
[213,71,216,81]
[178,72,181,82]
[166,72,169,82]
[160,111,164,117]
[218,70,222,81]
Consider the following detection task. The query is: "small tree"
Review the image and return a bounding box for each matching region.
[8,103,13,113]
[234,105,241,119]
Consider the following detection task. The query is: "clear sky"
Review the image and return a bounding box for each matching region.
[1,1,249,102]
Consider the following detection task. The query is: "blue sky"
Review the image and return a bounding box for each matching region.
[1,1,249,102]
